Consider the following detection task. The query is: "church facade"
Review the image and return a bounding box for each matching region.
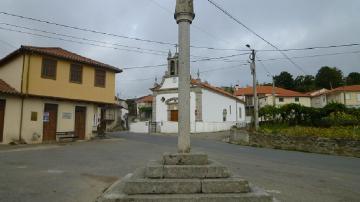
[151,51,246,133]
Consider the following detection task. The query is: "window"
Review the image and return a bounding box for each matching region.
[239,107,242,118]
[170,61,175,76]
[41,58,57,79]
[279,97,284,102]
[229,105,231,114]
[31,112,37,121]
[70,64,83,83]
[222,109,227,122]
[94,69,106,87]
[357,94,360,101]
[345,93,351,100]
[295,97,299,102]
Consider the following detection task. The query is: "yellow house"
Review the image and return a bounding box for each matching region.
[0,45,122,144]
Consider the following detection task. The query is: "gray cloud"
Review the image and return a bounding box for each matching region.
[0,0,359,98]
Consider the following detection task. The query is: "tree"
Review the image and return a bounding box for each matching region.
[346,72,360,85]
[315,66,343,89]
[274,71,294,90]
[221,86,234,94]
[294,75,316,92]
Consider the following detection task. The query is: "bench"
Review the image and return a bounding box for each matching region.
[56,131,79,142]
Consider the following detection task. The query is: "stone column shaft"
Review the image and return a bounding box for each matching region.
[178,20,191,153]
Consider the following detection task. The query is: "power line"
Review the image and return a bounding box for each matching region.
[123,52,249,70]
[260,43,360,52]
[258,50,360,62]
[0,11,252,52]
[148,0,233,46]
[0,22,170,55]
[0,26,167,56]
[0,11,176,46]
[207,0,308,74]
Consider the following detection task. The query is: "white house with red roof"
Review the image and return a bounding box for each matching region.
[149,51,246,133]
[234,85,311,122]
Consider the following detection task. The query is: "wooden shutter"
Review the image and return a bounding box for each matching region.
[41,58,57,79]
[70,64,83,83]
[95,69,106,87]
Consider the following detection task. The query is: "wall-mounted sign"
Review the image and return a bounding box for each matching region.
[43,112,49,122]
[62,112,72,119]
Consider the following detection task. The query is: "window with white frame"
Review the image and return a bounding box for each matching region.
[239,107,242,118]
[345,93,351,100]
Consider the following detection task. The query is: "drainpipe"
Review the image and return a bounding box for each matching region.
[19,54,25,142]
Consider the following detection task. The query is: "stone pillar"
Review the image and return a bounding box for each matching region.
[174,0,195,153]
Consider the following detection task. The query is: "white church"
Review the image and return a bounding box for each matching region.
[151,51,246,133]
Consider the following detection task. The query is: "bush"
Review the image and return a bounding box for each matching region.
[322,112,359,126]
[258,103,359,127]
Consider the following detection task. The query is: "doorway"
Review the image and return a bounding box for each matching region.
[75,106,86,139]
[43,104,58,142]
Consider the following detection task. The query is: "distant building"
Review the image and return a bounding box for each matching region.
[0,46,121,144]
[104,97,129,131]
[324,85,360,108]
[136,95,153,120]
[234,85,311,122]
[151,51,245,133]
[307,88,329,108]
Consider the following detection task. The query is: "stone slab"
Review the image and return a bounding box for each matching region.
[201,178,251,193]
[163,152,208,165]
[146,160,231,179]
[145,160,163,178]
[123,178,201,195]
[99,186,273,202]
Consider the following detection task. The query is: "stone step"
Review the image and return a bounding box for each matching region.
[146,160,231,179]
[123,168,250,195]
[99,185,273,202]
[162,152,208,165]
[123,178,201,195]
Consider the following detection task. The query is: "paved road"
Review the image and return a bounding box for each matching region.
[0,132,359,202]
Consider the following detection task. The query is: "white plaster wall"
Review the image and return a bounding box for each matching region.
[311,95,327,108]
[129,121,149,133]
[155,92,196,122]
[156,89,246,133]
[201,89,244,123]
[0,95,22,144]
[160,77,178,89]
[20,98,96,143]
[0,55,23,92]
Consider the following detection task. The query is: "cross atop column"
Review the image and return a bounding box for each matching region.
[174,0,195,153]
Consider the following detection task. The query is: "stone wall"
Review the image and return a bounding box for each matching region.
[226,129,360,158]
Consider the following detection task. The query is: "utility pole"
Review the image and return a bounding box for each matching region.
[174,0,195,153]
[247,44,259,131]
[272,75,276,107]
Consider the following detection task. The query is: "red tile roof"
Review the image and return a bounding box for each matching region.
[0,79,20,95]
[329,85,360,93]
[235,85,308,97]
[0,45,122,73]
[136,95,153,103]
[191,79,243,102]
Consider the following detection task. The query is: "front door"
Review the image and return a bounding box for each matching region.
[0,100,5,143]
[75,106,86,140]
[43,104,58,142]
[170,110,178,122]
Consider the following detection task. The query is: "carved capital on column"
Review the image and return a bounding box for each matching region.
[174,0,195,24]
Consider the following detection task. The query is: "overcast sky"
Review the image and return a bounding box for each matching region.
[0,0,359,98]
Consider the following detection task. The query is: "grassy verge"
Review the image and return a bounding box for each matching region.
[259,124,360,141]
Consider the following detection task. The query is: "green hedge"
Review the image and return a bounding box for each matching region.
[259,103,360,127]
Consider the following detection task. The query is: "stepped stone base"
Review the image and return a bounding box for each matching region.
[97,153,274,202]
